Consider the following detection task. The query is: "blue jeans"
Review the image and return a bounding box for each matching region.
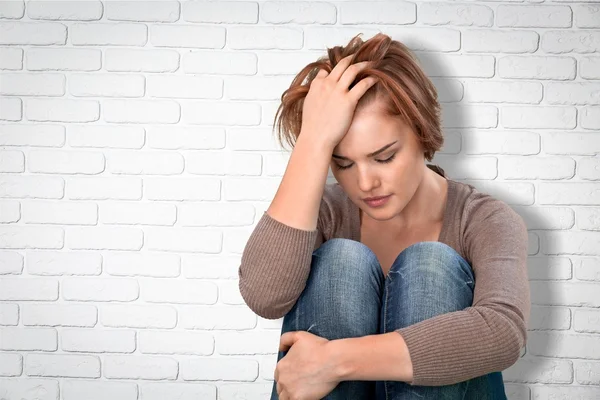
[270,238,508,400]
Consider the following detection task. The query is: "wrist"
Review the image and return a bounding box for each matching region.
[325,338,355,382]
[324,333,415,383]
[298,130,336,154]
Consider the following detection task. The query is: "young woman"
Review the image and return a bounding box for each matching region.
[238,32,530,400]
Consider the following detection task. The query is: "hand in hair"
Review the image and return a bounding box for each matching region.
[300,54,378,149]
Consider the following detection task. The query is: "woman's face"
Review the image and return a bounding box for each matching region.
[330,101,426,223]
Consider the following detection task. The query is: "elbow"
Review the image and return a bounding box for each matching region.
[505,339,525,371]
[480,303,528,370]
[238,273,290,320]
[249,307,285,321]
[499,314,528,370]
[511,308,528,363]
[511,323,527,365]
[240,296,289,320]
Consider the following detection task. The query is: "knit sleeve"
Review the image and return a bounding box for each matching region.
[395,197,530,386]
[237,188,336,320]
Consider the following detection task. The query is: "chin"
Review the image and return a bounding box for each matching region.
[364,204,395,218]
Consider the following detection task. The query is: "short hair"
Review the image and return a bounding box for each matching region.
[272,32,444,162]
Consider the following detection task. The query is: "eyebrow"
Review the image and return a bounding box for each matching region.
[332,140,398,160]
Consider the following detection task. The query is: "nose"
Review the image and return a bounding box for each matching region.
[357,165,380,193]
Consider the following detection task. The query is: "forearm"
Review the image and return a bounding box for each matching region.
[329,332,414,384]
[266,131,333,232]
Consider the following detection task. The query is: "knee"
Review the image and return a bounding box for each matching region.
[391,241,472,283]
[312,238,381,278]
[398,241,459,262]
[387,242,475,314]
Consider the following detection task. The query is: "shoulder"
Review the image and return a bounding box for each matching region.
[314,183,344,238]
[318,182,355,240]
[454,180,528,256]
[323,181,346,197]
[459,181,525,228]
[321,182,351,210]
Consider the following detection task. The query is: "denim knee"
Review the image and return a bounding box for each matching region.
[383,241,476,330]
[312,238,384,282]
[388,241,475,289]
[307,238,384,326]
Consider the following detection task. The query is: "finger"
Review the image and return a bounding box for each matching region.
[348,76,378,104]
[327,54,355,83]
[337,60,372,91]
[315,68,329,80]
[279,331,296,352]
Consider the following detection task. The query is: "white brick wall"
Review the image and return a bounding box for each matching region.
[0,0,599,399]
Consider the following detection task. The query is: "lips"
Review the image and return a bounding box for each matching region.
[363,195,390,201]
[363,194,391,207]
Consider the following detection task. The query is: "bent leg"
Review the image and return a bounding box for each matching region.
[377,241,508,400]
[270,238,385,400]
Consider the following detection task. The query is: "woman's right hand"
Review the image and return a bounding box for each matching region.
[299,55,378,150]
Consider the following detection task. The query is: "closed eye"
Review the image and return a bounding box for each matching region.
[333,154,396,171]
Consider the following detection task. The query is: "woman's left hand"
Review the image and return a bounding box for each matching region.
[274,330,342,400]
